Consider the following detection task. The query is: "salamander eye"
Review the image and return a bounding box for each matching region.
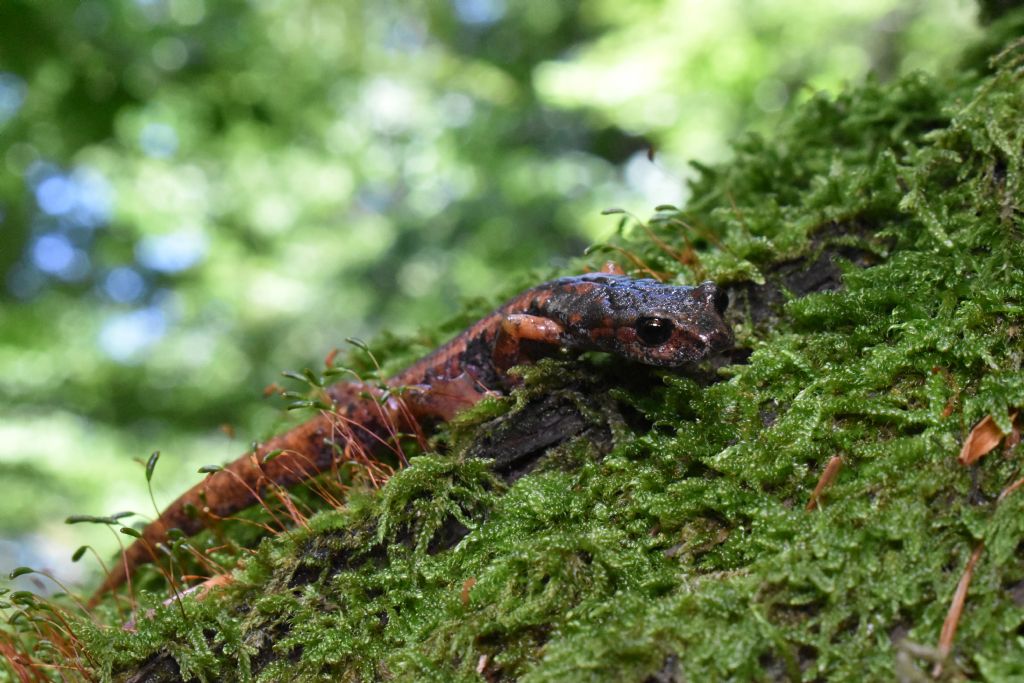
[635,317,673,346]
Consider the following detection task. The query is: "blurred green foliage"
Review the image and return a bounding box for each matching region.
[0,0,977,585]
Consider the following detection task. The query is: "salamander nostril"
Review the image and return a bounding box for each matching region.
[712,286,729,315]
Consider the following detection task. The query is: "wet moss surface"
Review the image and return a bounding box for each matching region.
[71,15,1024,683]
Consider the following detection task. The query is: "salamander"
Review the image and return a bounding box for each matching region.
[89,263,732,605]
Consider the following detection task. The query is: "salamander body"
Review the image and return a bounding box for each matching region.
[91,266,732,605]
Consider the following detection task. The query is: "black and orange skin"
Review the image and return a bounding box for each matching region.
[90,269,732,605]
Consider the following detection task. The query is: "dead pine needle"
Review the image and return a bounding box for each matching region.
[806,455,844,511]
[998,475,1024,503]
[932,543,984,678]
[587,243,665,281]
[461,577,476,606]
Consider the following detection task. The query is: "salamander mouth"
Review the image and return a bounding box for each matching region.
[652,322,732,366]
[671,327,709,358]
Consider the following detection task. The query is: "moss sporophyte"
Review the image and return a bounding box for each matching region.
[5,13,1024,683]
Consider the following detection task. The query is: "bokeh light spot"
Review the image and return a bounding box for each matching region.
[0,73,27,126]
[32,234,75,273]
[29,165,113,227]
[74,1,111,35]
[152,36,189,71]
[439,93,475,128]
[134,0,169,23]
[139,122,179,158]
[98,308,167,363]
[135,230,207,273]
[5,142,39,175]
[5,263,45,299]
[169,0,205,25]
[104,267,146,304]
[69,168,114,228]
[362,78,418,133]
[453,0,506,26]
[55,250,92,282]
[35,175,76,216]
[754,77,789,112]
[623,151,686,208]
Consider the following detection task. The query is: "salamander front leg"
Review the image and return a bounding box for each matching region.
[402,373,492,422]
[493,314,566,373]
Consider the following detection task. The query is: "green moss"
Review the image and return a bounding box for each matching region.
[12,14,1024,683]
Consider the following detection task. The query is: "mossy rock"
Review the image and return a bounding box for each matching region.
[70,12,1024,683]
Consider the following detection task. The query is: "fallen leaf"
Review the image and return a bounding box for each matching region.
[958,412,1018,465]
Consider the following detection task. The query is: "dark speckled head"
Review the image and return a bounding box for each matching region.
[545,274,733,367]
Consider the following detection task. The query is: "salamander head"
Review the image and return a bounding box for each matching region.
[566,276,733,367]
